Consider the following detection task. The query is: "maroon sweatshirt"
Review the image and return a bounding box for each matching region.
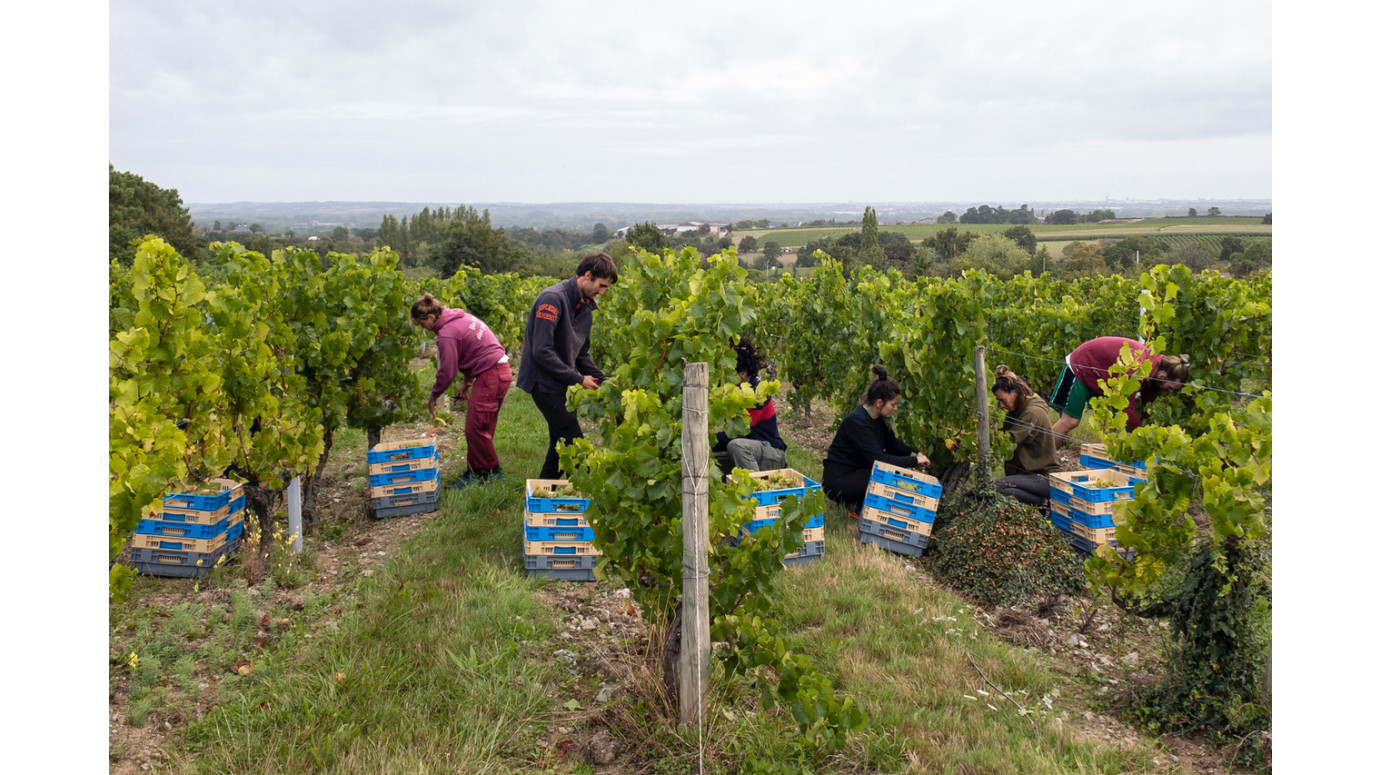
[431,308,507,401]
[1068,336,1164,429]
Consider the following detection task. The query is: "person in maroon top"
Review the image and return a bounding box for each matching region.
[412,293,513,488]
[1048,336,1189,443]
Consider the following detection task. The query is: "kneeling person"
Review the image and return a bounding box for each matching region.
[712,337,788,473]
[990,365,1059,509]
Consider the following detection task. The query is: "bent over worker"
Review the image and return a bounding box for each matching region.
[412,293,513,489]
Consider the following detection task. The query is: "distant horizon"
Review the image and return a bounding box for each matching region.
[187,197,1272,206]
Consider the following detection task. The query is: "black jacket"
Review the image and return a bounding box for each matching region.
[822,405,918,477]
[516,277,604,394]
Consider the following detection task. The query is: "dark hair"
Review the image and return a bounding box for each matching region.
[992,364,1034,401]
[1155,354,1189,384]
[576,252,618,282]
[410,292,444,321]
[733,336,760,377]
[864,365,901,405]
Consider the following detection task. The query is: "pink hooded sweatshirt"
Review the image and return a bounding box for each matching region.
[431,308,507,402]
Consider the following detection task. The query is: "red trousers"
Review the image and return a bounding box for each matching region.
[461,360,512,471]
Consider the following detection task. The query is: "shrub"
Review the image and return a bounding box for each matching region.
[1127,537,1271,765]
[925,475,1085,607]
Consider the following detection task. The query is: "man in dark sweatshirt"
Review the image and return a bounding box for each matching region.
[516,252,618,479]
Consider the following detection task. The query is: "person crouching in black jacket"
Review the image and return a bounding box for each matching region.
[821,365,930,512]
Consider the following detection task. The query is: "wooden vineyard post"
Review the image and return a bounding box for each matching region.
[680,362,710,731]
[975,345,992,479]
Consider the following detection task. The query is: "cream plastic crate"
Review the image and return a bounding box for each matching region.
[369,476,439,500]
[523,540,602,557]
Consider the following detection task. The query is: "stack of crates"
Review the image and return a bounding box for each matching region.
[1079,442,1149,481]
[742,468,825,566]
[130,478,246,578]
[1048,469,1137,559]
[857,461,943,557]
[368,439,440,518]
[524,479,599,581]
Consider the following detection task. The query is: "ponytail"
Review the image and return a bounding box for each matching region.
[864,365,900,405]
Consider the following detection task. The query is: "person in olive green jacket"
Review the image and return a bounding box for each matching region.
[991,365,1060,509]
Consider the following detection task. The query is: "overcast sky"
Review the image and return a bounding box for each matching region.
[107,1,1271,204]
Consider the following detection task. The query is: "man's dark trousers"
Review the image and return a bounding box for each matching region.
[531,388,583,479]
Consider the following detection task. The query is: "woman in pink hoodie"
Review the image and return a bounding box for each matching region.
[412,293,513,488]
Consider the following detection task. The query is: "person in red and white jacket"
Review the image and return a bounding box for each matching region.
[712,337,788,473]
[412,293,512,488]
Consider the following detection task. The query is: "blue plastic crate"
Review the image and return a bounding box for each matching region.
[862,492,936,524]
[1050,470,1138,503]
[135,516,231,540]
[858,516,929,556]
[367,440,437,464]
[1080,453,1111,469]
[526,479,592,514]
[1079,454,1148,472]
[1049,510,1073,532]
[1066,505,1118,529]
[524,524,597,542]
[741,512,824,535]
[368,466,439,488]
[746,469,822,507]
[156,495,245,526]
[1053,498,1122,529]
[162,484,235,512]
[868,466,944,499]
[1078,456,1149,483]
